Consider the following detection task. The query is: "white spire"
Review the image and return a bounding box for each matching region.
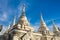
[13,16,16,25]
[40,13,46,25]
[17,4,34,31]
[40,13,49,30]
[18,4,30,26]
[52,20,59,32]
[38,13,50,35]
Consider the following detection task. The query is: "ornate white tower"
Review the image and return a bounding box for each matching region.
[17,4,34,31]
[52,20,60,36]
[38,13,50,35]
[8,4,34,40]
[52,20,59,33]
[18,4,30,26]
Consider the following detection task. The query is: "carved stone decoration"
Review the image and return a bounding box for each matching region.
[13,35,19,40]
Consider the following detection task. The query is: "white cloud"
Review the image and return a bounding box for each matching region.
[57,23,60,27]
[0,12,7,21]
[33,25,39,32]
[31,21,40,32]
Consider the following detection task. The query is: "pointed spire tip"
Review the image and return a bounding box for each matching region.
[13,16,16,25]
[40,12,42,16]
[22,4,25,12]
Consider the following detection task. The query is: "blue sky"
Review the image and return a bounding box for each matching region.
[0,0,60,31]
